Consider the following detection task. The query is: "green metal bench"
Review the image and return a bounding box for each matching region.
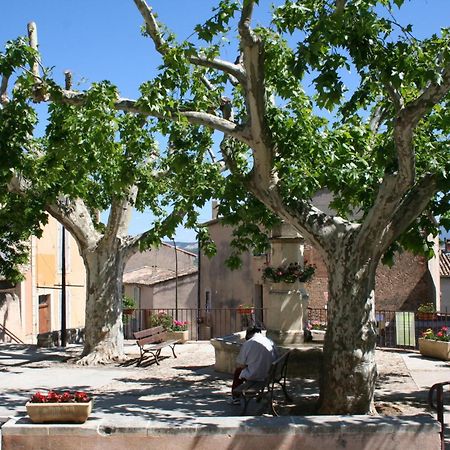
[234,350,292,415]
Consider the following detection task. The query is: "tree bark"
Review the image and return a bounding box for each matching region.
[77,239,128,365]
[318,249,379,414]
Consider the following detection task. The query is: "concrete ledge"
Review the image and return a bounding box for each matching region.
[1,414,441,450]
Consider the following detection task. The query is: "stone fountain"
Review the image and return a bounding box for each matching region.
[210,222,323,378]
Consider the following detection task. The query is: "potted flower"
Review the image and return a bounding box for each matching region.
[262,261,316,284]
[307,321,327,341]
[418,326,450,361]
[150,311,189,343]
[416,302,436,321]
[149,310,173,329]
[26,390,93,423]
[166,319,189,343]
[122,295,136,315]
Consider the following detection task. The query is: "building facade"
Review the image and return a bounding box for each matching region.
[0,216,86,344]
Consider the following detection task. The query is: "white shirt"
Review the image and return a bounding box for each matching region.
[236,332,277,381]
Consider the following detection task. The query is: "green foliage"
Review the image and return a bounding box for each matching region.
[1,0,450,280]
[122,295,136,310]
[149,311,173,330]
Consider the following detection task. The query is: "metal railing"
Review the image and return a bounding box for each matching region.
[428,381,450,450]
[122,306,450,349]
[0,323,24,344]
[123,307,268,340]
[307,307,450,349]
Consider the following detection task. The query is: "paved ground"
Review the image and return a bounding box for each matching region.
[0,342,449,444]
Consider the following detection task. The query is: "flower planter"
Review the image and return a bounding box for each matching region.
[418,338,450,361]
[238,308,254,315]
[166,330,189,343]
[123,308,135,315]
[416,312,437,321]
[310,329,326,341]
[26,400,93,424]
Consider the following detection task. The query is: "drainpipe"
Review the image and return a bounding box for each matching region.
[173,240,178,320]
[61,225,67,347]
[197,234,201,340]
[31,236,38,344]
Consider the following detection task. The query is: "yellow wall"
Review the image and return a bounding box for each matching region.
[35,216,86,331]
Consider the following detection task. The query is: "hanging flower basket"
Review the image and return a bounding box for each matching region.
[26,391,93,424]
[262,262,316,283]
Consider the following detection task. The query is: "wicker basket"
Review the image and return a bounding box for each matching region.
[26,400,93,423]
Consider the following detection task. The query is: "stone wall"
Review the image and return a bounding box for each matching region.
[37,327,84,347]
[1,414,441,450]
[304,244,433,311]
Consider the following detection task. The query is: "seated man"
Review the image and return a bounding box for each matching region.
[230,325,277,404]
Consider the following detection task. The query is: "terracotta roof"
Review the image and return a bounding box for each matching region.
[441,252,450,277]
[123,266,197,286]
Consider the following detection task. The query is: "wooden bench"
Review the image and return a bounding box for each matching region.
[133,326,180,366]
[233,350,292,416]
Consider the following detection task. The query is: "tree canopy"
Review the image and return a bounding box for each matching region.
[1,0,449,411]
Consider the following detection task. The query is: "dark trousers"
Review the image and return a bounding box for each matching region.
[232,367,246,397]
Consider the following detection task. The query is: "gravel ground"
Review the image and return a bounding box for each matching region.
[0,342,433,418]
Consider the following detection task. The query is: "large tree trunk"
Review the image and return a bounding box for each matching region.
[318,253,379,414]
[77,240,128,365]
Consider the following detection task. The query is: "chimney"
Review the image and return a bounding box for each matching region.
[212,200,219,220]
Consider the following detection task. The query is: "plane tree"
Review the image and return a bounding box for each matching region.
[1,0,450,412]
[0,34,219,364]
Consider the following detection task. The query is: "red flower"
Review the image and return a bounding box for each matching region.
[59,392,74,403]
[30,392,47,403]
[29,390,91,403]
[46,391,61,403]
[74,391,91,403]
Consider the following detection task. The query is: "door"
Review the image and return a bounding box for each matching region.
[38,294,51,334]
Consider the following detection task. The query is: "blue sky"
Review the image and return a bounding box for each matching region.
[1,1,449,241]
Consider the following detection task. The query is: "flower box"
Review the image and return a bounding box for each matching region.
[166,329,189,343]
[416,312,437,321]
[310,329,326,341]
[26,400,93,423]
[418,338,450,361]
[237,308,254,315]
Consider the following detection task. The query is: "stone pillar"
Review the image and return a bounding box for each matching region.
[265,223,309,344]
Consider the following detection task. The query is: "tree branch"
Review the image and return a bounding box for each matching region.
[0,74,10,105]
[133,0,245,83]
[29,85,252,144]
[27,22,40,80]
[384,81,404,112]
[237,0,276,191]
[127,207,186,254]
[379,174,439,253]
[394,64,450,187]
[7,174,100,250]
[104,185,138,242]
[46,197,102,250]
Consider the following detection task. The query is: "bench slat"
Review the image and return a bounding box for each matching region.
[134,326,165,340]
[138,333,167,346]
